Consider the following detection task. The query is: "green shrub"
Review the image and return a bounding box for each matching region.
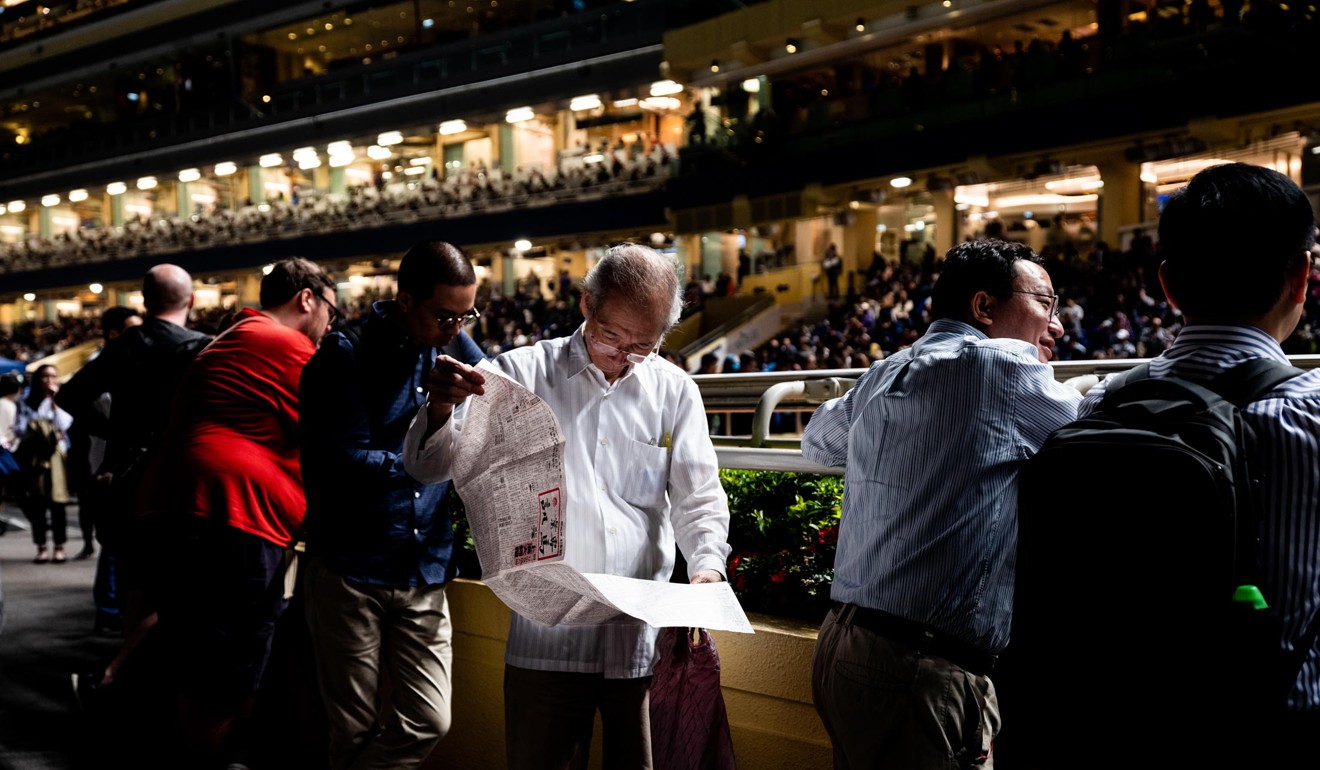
[720,469,842,623]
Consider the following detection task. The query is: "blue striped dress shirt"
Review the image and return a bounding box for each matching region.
[802,319,1081,653]
[1081,324,1320,710]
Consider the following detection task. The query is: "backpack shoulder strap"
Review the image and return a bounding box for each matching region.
[1208,358,1304,408]
[1098,361,1151,399]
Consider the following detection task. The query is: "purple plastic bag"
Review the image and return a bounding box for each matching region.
[650,627,737,770]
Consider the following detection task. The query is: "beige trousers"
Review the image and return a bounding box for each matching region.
[304,556,453,770]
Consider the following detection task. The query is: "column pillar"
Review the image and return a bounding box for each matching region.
[329,167,347,196]
[38,206,53,238]
[248,166,263,206]
[177,182,190,217]
[1096,157,1142,250]
[930,188,957,256]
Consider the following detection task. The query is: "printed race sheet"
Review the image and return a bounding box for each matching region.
[451,363,752,633]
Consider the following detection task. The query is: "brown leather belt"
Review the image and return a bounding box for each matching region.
[833,602,997,676]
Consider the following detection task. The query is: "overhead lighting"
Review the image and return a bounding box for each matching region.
[649,80,683,97]
[327,141,353,155]
[68,189,88,202]
[41,194,60,207]
[262,264,275,275]
[259,154,283,167]
[367,145,392,160]
[292,146,318,160]
[377,131,404,146]
[785,38,798,54]
[856,17,866,32]
[409,157,432,166]
[89,283,103,294]
[1140,170,1159,184]
[22,293,35,301]
[505,106,535,123]
[214,161,237,176]
[890,176,913,188]
[514,239,532,251]
[137,176,158,190]
[105,182,126,196]
[639,96,681,112]
[613,98,638,108]
[7,200,25,213]
[741,78,761,93]
[404,166,426,175]
[439,120,467,135]
[178,168,201,183]
[329,152,355,168]
[298,156,322,170]
[710,60,720,73]
[569,94,602,111]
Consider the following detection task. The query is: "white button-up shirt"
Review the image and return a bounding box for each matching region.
[405,326,731,678]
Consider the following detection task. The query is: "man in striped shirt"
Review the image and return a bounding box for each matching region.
[802,239,1081,769]
[1077,163,1320,758]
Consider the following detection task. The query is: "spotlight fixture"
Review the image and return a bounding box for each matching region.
[785,38,798,54]
[710,59,720,73]
[855,17,865,32]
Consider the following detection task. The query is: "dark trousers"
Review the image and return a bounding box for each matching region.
[22,497,66,547]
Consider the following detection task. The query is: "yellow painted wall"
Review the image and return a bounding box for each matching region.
[422,580,831,770]
[738,262,824,304]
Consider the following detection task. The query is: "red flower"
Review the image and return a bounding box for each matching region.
[770,571,787,584]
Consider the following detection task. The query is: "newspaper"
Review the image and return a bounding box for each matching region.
[450,362,753,634]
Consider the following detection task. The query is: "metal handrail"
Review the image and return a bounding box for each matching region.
[703,354,1320,473]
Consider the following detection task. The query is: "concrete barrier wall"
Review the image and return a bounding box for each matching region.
[423,579,832,770]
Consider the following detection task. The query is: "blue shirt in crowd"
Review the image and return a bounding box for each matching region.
[802,318,1081,653]
[300,300,484,588]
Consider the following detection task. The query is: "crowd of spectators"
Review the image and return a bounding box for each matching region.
[0,145,674,275]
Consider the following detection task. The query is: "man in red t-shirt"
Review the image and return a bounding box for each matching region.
[143,257,338,768]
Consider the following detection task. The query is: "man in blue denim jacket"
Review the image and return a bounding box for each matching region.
[300,241,483,770]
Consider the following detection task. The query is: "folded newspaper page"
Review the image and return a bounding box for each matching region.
[450,362,753,634]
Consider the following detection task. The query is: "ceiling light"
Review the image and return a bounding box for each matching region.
[23,293,35,301]
[1140,170,1159,184]
[89,283,103,294]
[515,239,532,251]
[68,189,88,202]
[329,152,355,168]
[367,145,392,160]
[377,131,404,146]
[710,60,720,73]
[7,199,25,213]
[409,157,432,166]
[741,78,761,93]
[41,194,60,207]
[890,176,913,188]
[292,146,318,160]
[569,94,602,111]
[505,106,535,123]
[649,80,683,97]
[259,154,283,167]
[105,183,126,196]
[403,166,426,175]
[613,98,638,108]
[327,141,353,154]
[214,162,237,176]
[178,168,201,183]
[438,120,467,135]
[298,156,322,170]
[639,96,681,112]
[785,38,798,54]
[856,17,866,32]
[137,176,158,190]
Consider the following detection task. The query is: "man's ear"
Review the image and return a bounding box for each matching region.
[1286,252,1311,304]
[396,289,413,313]
[299,287,316,314]
[578,291,591,318]
[969,290,995,326]
[1157,262,1182,312]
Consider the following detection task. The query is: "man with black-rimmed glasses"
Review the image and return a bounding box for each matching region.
[300,240,484,770]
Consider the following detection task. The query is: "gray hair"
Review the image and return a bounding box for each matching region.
[582,243,684,329]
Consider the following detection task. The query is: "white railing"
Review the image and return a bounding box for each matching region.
[696,354,1320,474]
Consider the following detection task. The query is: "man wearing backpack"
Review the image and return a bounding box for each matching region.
[803,239,1081,769]
[1008,163,1320,766]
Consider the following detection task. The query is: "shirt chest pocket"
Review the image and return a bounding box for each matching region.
[618,437,670,510]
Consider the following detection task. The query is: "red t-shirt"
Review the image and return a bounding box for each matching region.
[143,309,315,547]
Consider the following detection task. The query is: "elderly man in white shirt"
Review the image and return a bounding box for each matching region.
[405,242,730,770]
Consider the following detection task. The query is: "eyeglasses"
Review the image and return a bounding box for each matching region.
[436,307,481,329]
[314,293,341,325]
[586,328,658,366]
[1013,290,1059,318]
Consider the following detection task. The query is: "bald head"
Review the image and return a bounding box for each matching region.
[143,264,194,317]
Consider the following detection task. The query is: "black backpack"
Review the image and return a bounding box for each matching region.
[1005,358,1311,763]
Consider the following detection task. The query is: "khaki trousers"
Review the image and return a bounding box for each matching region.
[304,557,453,770]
